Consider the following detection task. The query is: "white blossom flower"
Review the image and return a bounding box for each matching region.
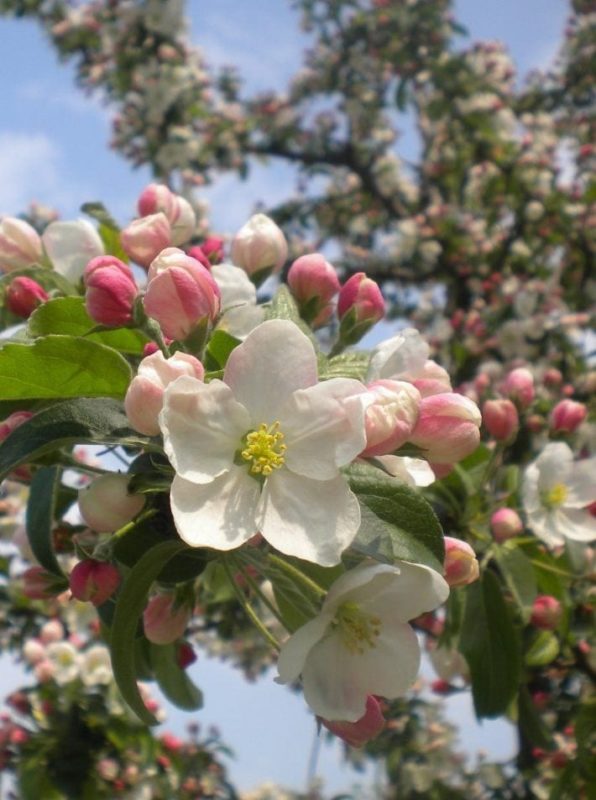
[81,644,113,687]
[42,220,104,282]
[46,641,81,685]
[374,456,435,487]
[276,561,449,721]
[522,442,596,547]
[211,262,265,339]
[160,319,367,566]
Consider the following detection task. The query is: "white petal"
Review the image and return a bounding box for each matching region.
[375,456,435,487]
[42,220,104,282]
[302,622,421,721]
[566,459,596,508]
[367,328,429,382]
[258,471,360,566]
[556,508,596,542]
[282,378,367,479]
[535,443,573,493]
[527,509,565,547]
[161,377,250,483]
[224,320,317,423]
[522,462,541,513]
[322,563,400,613]
[170,468,260,550]
[358,561,449,623]
[276,612,334,684]
[211,262,257,309]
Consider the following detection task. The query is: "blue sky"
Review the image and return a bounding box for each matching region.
[0,0,568,793]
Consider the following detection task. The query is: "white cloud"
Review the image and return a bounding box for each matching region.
[0,132,61,214]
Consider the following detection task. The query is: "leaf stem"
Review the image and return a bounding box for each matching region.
[230,557,289,631]
[267,554,327,599]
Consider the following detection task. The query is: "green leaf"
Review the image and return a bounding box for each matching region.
[0,397,150,481]
[80,201,120,230]
[98,223,129,263]
[347,462,444,571]
[495,544,537,619]
[110,539,187,724]
[28,297,148,354]
[150,643,203,710]
[525,630,559,666]
[0,335,132,400]
[265,284,316,342]
[0,264,78,296]
[25,466,65,577]
[318,350,371,381]
[517,685,552,749]
[204,329,241,371]
[459,570,521,718]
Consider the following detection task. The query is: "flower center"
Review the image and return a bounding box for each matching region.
[542,482,568,509]
[334,601,381,655]
[241,422,286,476]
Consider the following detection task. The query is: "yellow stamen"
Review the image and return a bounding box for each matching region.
[241,422,286,476]
[334,601,381,655]
[542,482,568,509]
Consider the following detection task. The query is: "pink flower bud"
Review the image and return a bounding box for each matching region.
[143,594,191,645]
[40,619,64,644]
[120,213,171,268]
[490,508,523,542]
[338,272,385,325]
[543,368,562,388]
[176,642,197,669]
[78,473,145,532]
[503,367,534,407]
[160,732,184,752]
[143,248,220,340]
[443,537,479,587]
[231,213,288,277]
[186,245,212,270]
[530,595,562,630]
[84,255,137,326]
[287,253,340,325]
[137,183,177,219]
[482,399,519,441]
[0,217,43,271]
[410,360,452,398]
[409,393,481,464]
[69,559,121,606]
[361,380,421,457]
[550,399,587,433]
[321,696,385,747]
[169,195,196,246]
[34,659,55,683]
[124,350,205,435]
[23,639,46,665]
[21,567,61,600]
[6,276,48,317]
[201,236,224,264]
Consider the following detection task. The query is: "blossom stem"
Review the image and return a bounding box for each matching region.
[267,554,327,599]
[222,558,281,651]
[231,557,289,630]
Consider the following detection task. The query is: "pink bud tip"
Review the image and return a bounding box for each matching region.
[69,560,121,606]
[321,695,385,747]
[6,277,48,318]
[550,399,587,433]
[443,537,479,587]
[530,595,562,630]
[482,399,519,442]
[490,508,523,542]
[338,272,385,325]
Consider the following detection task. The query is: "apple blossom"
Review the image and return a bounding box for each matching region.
[159,319,367,566]
[78,473,145,533]
[490,508,523,542]
[276,561,449,721]
[120,212,171,268]
[45,641,80,685]
[408,393,482,464]
[482,398,519,441]
[373,456,436,487]
[338,273,385,325]
[80,644,113,686]
[443,537,479,587]
[143,594,191,645]
[522,442,596,547]
[125,350,205,436]
[0,216,43,271]
[360,380,421,457]
[287,253,340,326]
[530,596,562,630]
[550,399,587,433]
[69,559,121,606]
[321,695,386,747]
[503,367,535,407]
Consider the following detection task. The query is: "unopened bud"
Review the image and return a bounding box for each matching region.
[22,566,65,600]
[543,368,562,388]
[443,537,479,587]
[23,639,46,665]
[530,595,562,630]
[40,619,64,644]
[338,273,385,343]
[176,641,197,669]
[490,508,523,542]
[231,213,288,279]
[138,183,177,219]
[143,594,191,645]
[84,255,137,326]
[125,350,205,436]
[482,399,519,441]
[409,393,481,464]
[321,695,385,747]
[361,380,420,457]
[120,213,171,268]
[550,399,587,433]
[69,559,121,606]
[0,217,43,271]
[6,276,48,317]
[287,253,340,326]
[78,473,145,532]
[503,367,535,408]
[201,236,224,264]
[143,248,220,340]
